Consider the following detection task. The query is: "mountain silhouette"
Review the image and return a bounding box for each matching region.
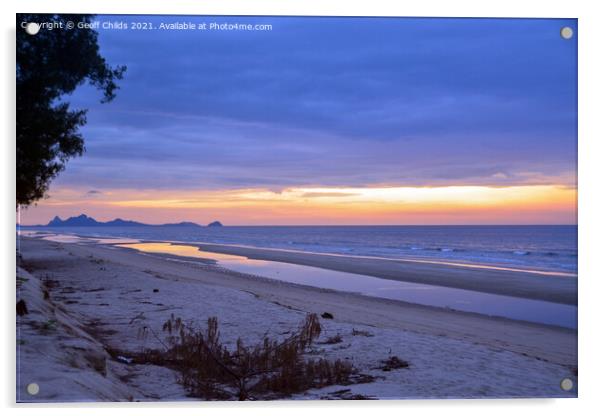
[43,214,203,228]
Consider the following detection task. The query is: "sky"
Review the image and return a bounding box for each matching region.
[20,16,578,225]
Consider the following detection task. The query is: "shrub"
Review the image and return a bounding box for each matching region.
[16,300,28,316]
[161,313,359,400]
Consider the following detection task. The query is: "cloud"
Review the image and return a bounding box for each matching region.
[85,190,103,195]
[52,16,576,193]
[301,192,359,198]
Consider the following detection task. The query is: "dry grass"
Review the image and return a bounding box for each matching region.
[378,355,409,371]
[158,313,361,400]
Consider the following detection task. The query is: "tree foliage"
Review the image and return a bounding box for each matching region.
[16,14,126,206]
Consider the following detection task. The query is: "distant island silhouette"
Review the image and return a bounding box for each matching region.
[28,214,223,228]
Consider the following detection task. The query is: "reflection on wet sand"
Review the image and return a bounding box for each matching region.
[118,242,577,329]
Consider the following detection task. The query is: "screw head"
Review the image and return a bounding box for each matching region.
[25,22,40,35]
[26,382,39,395]
[560,26,574,40]
[560,378,574,391]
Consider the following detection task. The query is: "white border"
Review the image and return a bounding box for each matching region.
[2,1,601,415]
[2,0,586,18]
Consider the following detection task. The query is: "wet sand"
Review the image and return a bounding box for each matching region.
[184,242,578,305]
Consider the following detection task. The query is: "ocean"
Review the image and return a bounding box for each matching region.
[21,225,578,275]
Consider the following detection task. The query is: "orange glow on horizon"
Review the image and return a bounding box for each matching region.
[19,184,577,226]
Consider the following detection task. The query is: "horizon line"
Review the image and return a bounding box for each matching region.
[16,212,577,228]
[17,222,578,227]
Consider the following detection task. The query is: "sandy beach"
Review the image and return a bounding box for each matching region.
[16,236,577,401]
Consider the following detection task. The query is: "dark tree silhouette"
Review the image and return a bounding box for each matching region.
[16,14,126,206]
